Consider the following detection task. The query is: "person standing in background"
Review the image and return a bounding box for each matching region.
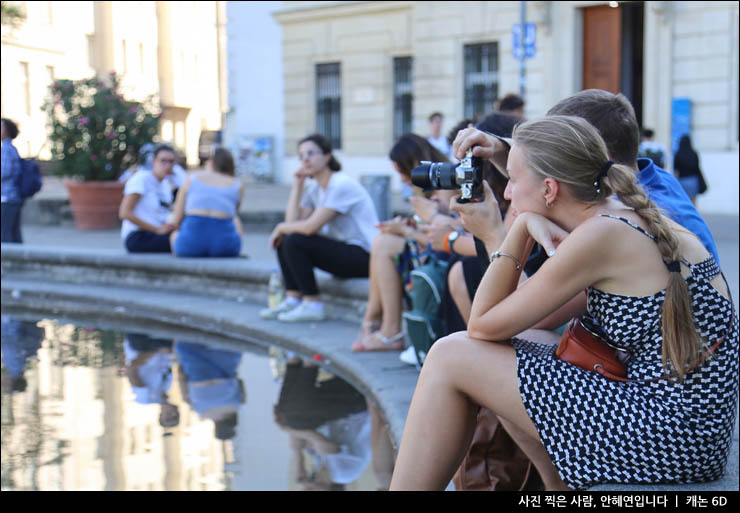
[673,134,707,206]
[1,118,23,243]
[427,112,451,158]
[638,128,668,169]
[496,93,525,118]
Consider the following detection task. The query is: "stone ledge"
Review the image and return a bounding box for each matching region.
[2,243,737,492]
[1,244,370,324]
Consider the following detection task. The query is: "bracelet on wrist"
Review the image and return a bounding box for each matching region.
[490,250,521,269]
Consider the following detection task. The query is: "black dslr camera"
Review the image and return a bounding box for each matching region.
[410,149,483,203]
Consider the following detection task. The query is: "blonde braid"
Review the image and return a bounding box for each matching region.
[605,165,704,381]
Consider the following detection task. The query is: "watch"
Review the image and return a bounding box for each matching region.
[445,230,460,254]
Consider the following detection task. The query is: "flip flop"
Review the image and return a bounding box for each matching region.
[351,320,381,351]
[353,330,405,352]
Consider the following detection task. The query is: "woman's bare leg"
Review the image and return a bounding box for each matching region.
[448,261,472,324]
[389,330,569,491]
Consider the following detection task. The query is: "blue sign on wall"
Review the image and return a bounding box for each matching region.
[671,98,692,155]
[512,23,536,59]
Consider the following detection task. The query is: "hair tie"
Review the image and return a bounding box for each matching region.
[665,260,681,273]
[593,161,613,195]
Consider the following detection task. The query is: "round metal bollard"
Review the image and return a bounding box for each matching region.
[360,175,391,222]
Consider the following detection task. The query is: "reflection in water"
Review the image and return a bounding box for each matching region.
[1,316,394,491]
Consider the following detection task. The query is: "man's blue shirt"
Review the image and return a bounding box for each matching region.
[636,158,720,266]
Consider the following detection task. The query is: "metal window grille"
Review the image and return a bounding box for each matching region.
[316,62,341,149]
[393,57,413,141]
[463,42,499,120]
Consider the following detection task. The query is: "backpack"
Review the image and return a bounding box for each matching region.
[17,158,43,199]
[402,253,449,367]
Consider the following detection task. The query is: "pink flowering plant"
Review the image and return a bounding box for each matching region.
[42,72,161,181]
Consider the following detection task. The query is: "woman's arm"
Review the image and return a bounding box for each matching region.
[467,213,609,341]
[285,173,312,223]
[119,193,174,234]
[278,207,337,236]
[170,176,192,228]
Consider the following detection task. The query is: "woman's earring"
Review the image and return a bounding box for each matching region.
[545,200,552,209]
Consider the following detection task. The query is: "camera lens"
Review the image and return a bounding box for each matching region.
[411,163,433,190]
[431,162,459,189]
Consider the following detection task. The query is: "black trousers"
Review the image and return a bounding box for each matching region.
[1,202,23,243]
[276,233,370,296]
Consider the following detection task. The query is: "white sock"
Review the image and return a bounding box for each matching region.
[284,296,300,306]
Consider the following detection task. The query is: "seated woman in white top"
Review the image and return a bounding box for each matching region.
[260,133,379,323]
[119,144,177,253]
[169,147,243,257]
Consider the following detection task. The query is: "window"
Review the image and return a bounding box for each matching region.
[393,57,413,141]
[463,42,499,120]
[20,61,31,116]
[316,62,341,149]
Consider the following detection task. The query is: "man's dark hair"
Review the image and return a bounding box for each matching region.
[1,118,20,139]
[547,89,639,166]
[152,143,176,159]
[428,112,443,122]
[498,94,525,113]
[641,128,655,139]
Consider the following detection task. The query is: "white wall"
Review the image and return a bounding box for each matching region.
[695,150,740,215]
[224,1,285,182]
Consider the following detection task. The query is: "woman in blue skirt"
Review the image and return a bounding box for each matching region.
[170,147,244,257]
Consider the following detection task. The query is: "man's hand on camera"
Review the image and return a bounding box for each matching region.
[449,181,506,252]
[452,127,511,173]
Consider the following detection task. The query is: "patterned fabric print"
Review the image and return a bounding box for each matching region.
[513,255,739,490]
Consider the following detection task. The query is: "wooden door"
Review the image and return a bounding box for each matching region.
[583,5,622,93]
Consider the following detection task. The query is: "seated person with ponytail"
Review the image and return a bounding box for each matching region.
[390,115,738,491]
[260,134,379,323]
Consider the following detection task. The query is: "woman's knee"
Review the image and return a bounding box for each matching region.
[371,232,405,257]
[281,232,311,252]
[423,331,473,371]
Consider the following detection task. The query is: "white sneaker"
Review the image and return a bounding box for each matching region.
[260,297,300,319]
[399,345,420,366]
[277,301,326,322]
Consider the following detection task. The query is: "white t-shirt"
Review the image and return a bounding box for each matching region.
[123,339,173,405]
[427,135,451,157]
[300,172,379,252]
[120,169,173,240]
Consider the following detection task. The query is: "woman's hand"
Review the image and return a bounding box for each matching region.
[409,196,439,224]
[449,181,505,249]
[155,223,176,235]
[269,223,285,249]
[377,216,409,237]
[517,212,570,257]
[294,166,312,182]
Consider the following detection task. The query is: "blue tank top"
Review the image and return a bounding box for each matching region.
[185,174,240,217]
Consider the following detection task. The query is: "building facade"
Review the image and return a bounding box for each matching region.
[225,1,738,213]
[0,1,226,167]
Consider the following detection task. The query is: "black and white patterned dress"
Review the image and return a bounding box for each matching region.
[513,215,739,490]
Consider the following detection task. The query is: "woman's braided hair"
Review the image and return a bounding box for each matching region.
[513,115,704,381]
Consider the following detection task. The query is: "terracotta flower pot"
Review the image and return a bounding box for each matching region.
[63,179,124,230]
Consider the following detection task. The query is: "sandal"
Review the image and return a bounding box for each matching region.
[353,330,405,352]
[351,320,381,351]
